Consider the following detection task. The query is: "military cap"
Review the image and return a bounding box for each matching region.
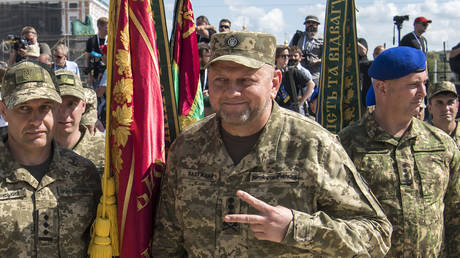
[428,81,458,99]
[25,44,40,58]
[207,31,276,69]
[304,15,320,25]
[368,46,426,81]
[1,61,61,108]
[55,70,85,100]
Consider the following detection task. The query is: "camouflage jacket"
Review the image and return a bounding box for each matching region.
[0,139,101,257]
[339,111,460,257]
[152,103,391,257]
[451,120,460,148]
[72,126,105,176]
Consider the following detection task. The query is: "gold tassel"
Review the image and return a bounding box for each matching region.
[89,218,112,258]
[96,177,119,256]
[88,177,119,257]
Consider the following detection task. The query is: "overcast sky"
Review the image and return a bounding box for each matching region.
[162,0,460,56]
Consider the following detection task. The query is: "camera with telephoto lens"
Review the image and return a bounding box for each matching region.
[393,15,409,26]
[7,35,29,51]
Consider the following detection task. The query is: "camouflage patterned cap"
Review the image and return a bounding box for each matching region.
[25,44,40,58]
[1,61,61,108]
[206,31,276,69]
[55,70,85,100]
[428,81,458,99]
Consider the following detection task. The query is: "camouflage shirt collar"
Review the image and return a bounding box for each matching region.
[363,110,420,144]
[0,139,63,190]
[452,120,460,139]
[212,102,281,170]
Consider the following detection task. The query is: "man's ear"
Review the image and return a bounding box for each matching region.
[271,69,282,99]
[373,80,386,95]
[0,102,8,122]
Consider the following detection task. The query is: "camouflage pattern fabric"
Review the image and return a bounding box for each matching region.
[1,61,61,109]
[207,31,277,69]
[0,138,101,257]
[81,87,98,126]
[72,126,105,177]
[451,120,460,149]
[152,103,392,257]
[338,111,460,257]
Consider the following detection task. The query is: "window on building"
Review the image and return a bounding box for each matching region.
[69,3,78,8]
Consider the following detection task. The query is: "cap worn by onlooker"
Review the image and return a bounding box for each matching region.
[368,46,426,81]
[414,16,432,24]
[304,15,320,25]
[81,87,98,126]
[25,44,40,58]
[428,81,458,100]
[55,70,85,100]
[1,61,61,108]
[207,31,276,69]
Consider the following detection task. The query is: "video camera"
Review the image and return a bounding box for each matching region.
[393,15,409,27]
[6,35,29,51]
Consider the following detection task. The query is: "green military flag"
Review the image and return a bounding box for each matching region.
[317,0,362,133]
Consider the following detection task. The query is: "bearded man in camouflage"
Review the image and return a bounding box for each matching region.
[54,70,105,176]
[152,31,392,257]
[339,46,460,257]
[0,61,100,256]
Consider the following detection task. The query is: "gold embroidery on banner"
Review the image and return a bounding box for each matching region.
[120,24,130,51]
[112,147,123,174]
[182,10,195,39]
[114,78,134,103]
[112,104,133,147]
[115,49,132,77]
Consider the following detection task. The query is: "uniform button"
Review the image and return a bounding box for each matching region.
[43,222,49,228]
[43,230,49,235]
[44,215,49,220]
[403,169,408,173]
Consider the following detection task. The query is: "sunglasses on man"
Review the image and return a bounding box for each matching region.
[220,25,230,29]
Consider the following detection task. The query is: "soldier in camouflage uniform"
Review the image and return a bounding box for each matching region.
[338,47,460,257]
[0,61,101,256]
[427,80,460,147]
[54,70,105,176]
[152,31,392,257]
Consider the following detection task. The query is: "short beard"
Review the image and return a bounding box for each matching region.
[216,99,271,126]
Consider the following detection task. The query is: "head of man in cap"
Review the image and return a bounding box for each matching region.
[53,70,86,148]
[304,15,320,36]
[0,61,61,159]
[206,31,280,136]
[414,16,432,36]
[369,46,428,136]
[24,44,40,61]
[427,81,459,134]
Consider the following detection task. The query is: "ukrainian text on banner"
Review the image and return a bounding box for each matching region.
[317,0,361,133]
[151,0,180,149]
[171,0,204,130]
[108,0,165,257]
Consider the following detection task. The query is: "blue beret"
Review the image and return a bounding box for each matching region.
[368,46,426,80]
[366,85,375,106]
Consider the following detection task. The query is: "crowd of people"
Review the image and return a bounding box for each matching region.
[0,12,460,257]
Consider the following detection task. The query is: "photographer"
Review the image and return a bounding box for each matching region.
[7,26,51,66]
[275,45,314,115]
[399,16,431,54]
[289,15,323,86]
[85,17,108,88]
